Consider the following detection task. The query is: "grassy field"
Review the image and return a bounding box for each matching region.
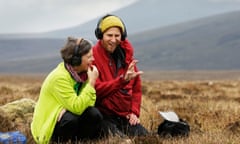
[1,71,240,144]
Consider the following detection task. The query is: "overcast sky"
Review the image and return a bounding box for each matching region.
[0,0,137,34]
[1,0,240,34]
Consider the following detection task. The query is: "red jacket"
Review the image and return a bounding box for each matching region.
[92,39,142,117]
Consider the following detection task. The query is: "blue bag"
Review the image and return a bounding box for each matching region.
[0,131,27,144]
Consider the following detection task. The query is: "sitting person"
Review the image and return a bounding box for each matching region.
[31,37,102,143]
[93,14,149,137]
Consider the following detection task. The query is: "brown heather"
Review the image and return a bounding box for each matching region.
[0,72,240,144]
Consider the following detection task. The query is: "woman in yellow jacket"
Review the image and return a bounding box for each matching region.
[31,37,101,143]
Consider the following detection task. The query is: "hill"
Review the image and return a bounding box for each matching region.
[130,10,240,70]
[0,38,64,73]
[1,11,240,73]
[1,0,240,39]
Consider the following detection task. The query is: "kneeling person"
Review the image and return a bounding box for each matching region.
[31,37,102,143]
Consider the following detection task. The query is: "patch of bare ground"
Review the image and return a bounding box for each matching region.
[1,71,240,143]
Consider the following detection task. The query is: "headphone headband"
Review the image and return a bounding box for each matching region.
[71,38,83,66]
[76,38,83,46]
[95,14,127,41]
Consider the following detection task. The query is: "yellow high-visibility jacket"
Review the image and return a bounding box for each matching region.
[31,62,96,143]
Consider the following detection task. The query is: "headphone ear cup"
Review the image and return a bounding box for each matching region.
[95,14,112,40]
[71,45,82,66]
[71,55,82,66]
[121,20,127,41]
[121,27,127,41]
[95,27,102,39]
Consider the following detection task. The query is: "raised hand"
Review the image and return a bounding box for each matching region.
[87,65,99,87]
[124,60,143,82]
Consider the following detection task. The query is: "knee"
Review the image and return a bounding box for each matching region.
[62,111,79,126]
[85,107,103,121]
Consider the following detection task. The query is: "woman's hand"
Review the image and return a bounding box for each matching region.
[124,60,143,82]
[87,65,99,87]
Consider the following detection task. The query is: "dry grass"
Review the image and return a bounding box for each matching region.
[1,72,240,144]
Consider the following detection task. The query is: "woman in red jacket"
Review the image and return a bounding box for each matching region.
[93,14,148,137]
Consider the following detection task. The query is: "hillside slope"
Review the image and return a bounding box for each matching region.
[1,0,240,39]
[0,38,64,73]
[131,10,240,70]
[0,11,240,73]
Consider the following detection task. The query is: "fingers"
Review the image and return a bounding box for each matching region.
[88,65,94,71]
[127,113,140,125]
[131,117,140,125]
[137,71,143,75]
[87,65,99,87]
[128,60,138,70]
[87,65,99,78]
[129,117,140,125]
[88,65,98,73]
[124,59,143,81]
[90,64,93,71]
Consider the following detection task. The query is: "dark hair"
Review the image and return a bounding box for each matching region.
[60,37,92,66]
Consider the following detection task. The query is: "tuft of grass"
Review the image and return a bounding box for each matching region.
[1,74,240,143]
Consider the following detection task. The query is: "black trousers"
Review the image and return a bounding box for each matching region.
[99,115,149,138]
[51,107,103,143]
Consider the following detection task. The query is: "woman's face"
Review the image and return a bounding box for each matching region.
[74,49,94,73]
[101,27,122,53]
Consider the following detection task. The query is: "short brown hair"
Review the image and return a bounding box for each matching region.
[60,37,92,66]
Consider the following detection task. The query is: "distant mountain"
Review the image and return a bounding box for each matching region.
[130,10,240,70]
[1,0,240,39]
[0,38,64,73]
[0,11,240,73]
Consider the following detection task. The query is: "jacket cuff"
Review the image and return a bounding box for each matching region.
[119,74,129,85]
